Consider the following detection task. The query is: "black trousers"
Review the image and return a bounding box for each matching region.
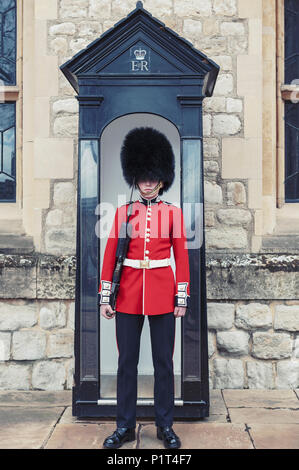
[115,311,176,428]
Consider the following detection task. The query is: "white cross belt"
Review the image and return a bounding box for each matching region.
[123,258,171,269]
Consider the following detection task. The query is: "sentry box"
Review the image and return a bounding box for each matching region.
[60,1,219,420]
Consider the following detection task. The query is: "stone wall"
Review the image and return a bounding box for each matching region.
[1,0,298,391]
[46,0,259,255]
[0,254,298,391]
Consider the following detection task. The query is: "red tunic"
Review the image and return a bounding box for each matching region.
[98,196,190,315]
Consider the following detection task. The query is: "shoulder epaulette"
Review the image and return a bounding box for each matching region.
[161,200,173,205]
[120,200,136,207]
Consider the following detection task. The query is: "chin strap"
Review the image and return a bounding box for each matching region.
[137,181,163,198]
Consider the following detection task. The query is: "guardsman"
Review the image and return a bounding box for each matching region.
[99,127,190,449]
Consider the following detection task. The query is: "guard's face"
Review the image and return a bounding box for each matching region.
[138,179,160,194]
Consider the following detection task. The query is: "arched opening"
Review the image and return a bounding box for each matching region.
[99,113,182,400]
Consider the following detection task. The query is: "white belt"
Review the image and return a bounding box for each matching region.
[123,258,171,269]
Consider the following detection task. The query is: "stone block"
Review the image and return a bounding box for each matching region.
[207,303,235,330]
[206,254,299,300]
[220,21,245,35]
[226,98,243,113]
[206,227,248,249]
[69,38,90,55]
[235,303,272,330]
[37,255,76,300]
[35,0,58,19]
[210,55,232,71]
[0,333,10,361]
[203,114,211,136]
[66,358,74,389]
[213,358,244,388]
[67,302,75,330]
[228,36,248,54]
[60,0,89,18]
[48,330,74,358]
[32,361,66,391]
[203,138,219,159]
[34,138,74,179]
[53,115,79,137]
[213,0,237,16]
[34,97,50,138]
[237,55,263,97]
[205,211,215,227]
[202,18,219,35]
[77,21,103,37]
[222,138,261,179]
[204,160,219,177]
[46,210,63,227]
[208,331,215,358]
[0,364,31,390]
[274,305,299,332]
[227,182,246,206]
[216,208,252,226]
[216,330,250,355]
[203,97,226,113]
[45,228,76,255]
[39,302,67,330]
[252,332,292,359]
[196,36,227,56]
[35,56,59,98]
[50,37,68,56]
[204,181,223,205]
[53,182,75,207]
[213,74,234,96]
[49,22,76,36]
[238,0,262,18]
[53,99,78,115]
[12,331,47,360]
[0,302,37,330]
[111,0,140,17]
[182,19,202,41]
[246,361,274,388]
[276,361,299,389]
[0,256,37,299]
[213,114,241,136]
[174,0,212,17]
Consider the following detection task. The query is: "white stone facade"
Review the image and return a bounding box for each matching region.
[0,0,298,391]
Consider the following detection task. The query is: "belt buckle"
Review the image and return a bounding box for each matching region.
[140,259,149,269]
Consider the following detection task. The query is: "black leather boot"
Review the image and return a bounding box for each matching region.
[103,427,136,449]
[157,426,181,449]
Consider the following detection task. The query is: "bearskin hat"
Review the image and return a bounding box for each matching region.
[120,127,175,195]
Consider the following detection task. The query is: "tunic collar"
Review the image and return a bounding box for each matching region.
[138,195,161,205]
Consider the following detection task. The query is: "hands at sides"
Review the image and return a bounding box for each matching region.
[101,305,186,318]
[174,306,187,317]
[100,304,116,319]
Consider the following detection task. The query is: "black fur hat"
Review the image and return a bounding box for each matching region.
[120,126,175,195]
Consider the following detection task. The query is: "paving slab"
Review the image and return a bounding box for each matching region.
[223,389,299,408]
[139,423,253,449]
[229,408,299,424]
[0,406,64,449]
[45,423,137,449]
[210,390,227,415]
[248,424,299,449]
[0,391,72,407]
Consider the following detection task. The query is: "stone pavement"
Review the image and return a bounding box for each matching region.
[0,389,298,449]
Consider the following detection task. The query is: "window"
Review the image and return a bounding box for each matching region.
[0,0,17,203]
[284,0,299,202]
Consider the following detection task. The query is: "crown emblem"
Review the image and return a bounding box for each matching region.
[134,48,147,60]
